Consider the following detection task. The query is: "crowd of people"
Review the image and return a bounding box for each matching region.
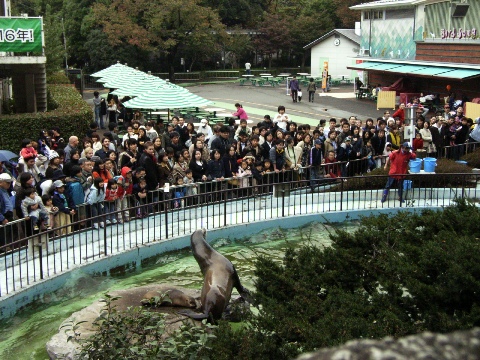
[0,95,479,238]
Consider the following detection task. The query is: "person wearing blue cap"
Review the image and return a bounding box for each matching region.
[381,142,416,204]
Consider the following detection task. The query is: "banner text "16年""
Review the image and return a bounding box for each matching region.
[0,29,34,43]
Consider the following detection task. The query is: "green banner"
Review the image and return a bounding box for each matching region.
[0,18,43,53]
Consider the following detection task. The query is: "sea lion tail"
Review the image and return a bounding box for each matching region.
[232,267,255,305]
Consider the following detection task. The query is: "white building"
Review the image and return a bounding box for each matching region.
[304,28,361,80]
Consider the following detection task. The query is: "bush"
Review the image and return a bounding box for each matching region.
[331,158,473,192]
[76,294,217,359]
[461,147,480,169]
[0,84,91,152]
[46,71,70,84]
[203,200,480,359]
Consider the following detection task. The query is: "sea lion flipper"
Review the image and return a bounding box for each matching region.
[177,309,209,320]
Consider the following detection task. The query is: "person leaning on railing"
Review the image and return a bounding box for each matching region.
[52,179,76,234]
[0,173,14,247]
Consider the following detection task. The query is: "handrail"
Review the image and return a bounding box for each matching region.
[0,171,478,297]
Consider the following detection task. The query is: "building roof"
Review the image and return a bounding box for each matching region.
[304,29,360,50]
[350,0,425,10]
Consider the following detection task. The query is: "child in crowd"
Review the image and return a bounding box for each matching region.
[263,159,273,173]
[86,177,106,229]
[298,89,303,102]
[237,159,252,188]
[42,194,58,230]
[116,167,134,223]
[52,180,76,235]
[104,179,119,224]
[382,142,393,167]
[20,139,38,159]
[364,139,376,172]
[21,188,50,230]
[173,177,186,208]
[133,177,149,218]
[412,133,423,152]
[183,169,198,197]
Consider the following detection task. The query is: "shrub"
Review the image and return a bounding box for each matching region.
[203,200,480,359]
[461,147,480,169]
[330,158,473,192]
[0,84,91,152]
[76,294,217,359]
[46,71,70,84]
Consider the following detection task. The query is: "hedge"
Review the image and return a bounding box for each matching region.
[330,158,474,192]
[0,84,92,152]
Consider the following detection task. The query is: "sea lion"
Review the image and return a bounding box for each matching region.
[178,229,251,322]
[141,289,197,308]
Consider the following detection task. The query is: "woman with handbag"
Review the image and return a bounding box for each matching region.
[223,146,239,192]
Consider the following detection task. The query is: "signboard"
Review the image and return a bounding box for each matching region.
[0,17,43,52]
[377,91,396,110]
[321,61,328,90]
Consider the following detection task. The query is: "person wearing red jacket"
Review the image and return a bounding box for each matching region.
[412,133,424,152]
[104,179,119,225]
[392,103,405,125]
[115,166,133,223]
[381,142,416,204]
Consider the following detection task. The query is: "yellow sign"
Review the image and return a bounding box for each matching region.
[465,102,480,119]
[322,61,328,90]
[377,91,396,110]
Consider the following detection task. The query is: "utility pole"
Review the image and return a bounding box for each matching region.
[61,18,68,70]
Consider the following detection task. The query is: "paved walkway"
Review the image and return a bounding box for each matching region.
[84,82,381,126]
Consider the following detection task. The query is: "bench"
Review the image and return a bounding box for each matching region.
[251,78,265,86]
[238,78,247,85]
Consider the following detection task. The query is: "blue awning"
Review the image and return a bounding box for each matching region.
[347,61,480,79]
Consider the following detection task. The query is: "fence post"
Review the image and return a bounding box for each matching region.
[164,204,169,239]
[340,178,344,211]
[281,189,285,217]
[104,227,108,257]
[37,242,44,280]
[224,193,227,227]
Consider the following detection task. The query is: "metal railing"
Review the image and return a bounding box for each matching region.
[0,171,478,297]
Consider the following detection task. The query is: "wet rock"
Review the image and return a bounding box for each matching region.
[297,327,480,360]
[46,284,200,360]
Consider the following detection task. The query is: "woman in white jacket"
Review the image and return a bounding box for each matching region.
[420,121,435,156]
[86,177,106,229]
[284,138,303,181]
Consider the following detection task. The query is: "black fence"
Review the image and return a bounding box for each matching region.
[0,171,478,297]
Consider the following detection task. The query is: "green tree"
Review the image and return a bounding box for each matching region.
[63,0,96,68]
[92,0,226,81]
[200,200,480,359]
[43,5,66,75]
[224,28,253,68]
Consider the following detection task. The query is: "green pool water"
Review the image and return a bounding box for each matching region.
[0,222,357,359]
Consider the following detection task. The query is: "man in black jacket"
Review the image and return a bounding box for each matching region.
[138,141,159,207]
[210,126,231,157]
[309,139,324,191]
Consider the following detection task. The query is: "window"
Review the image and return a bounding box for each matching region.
[364,11,384,20]
[385,9,414,19]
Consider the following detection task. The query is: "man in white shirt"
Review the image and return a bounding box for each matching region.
[272,105,290,131]
[245,62,251,75]
[197,119,213,145]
